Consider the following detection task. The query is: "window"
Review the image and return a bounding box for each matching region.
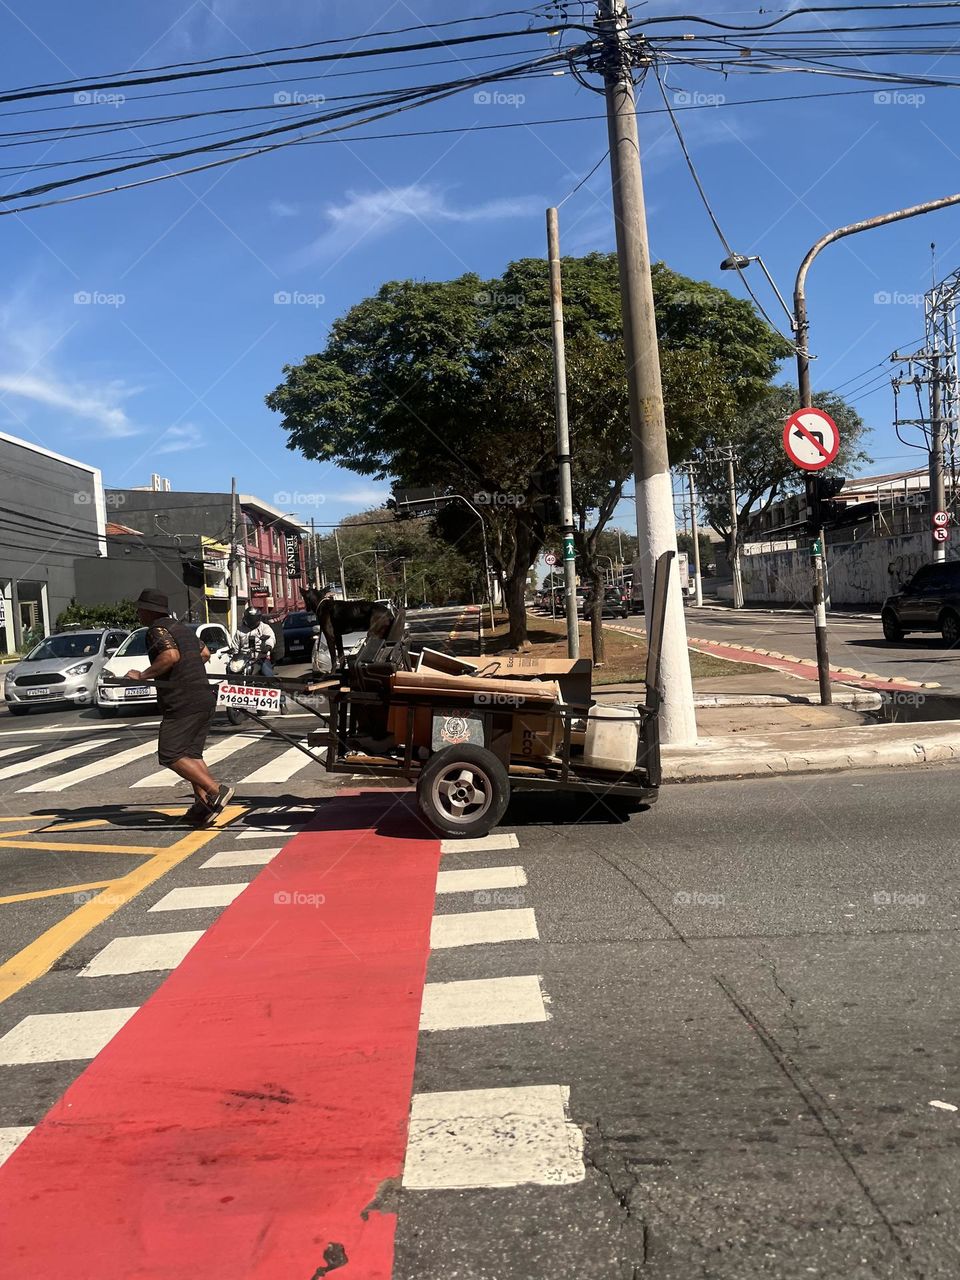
[105,631,126,652]
[199,625,228,649]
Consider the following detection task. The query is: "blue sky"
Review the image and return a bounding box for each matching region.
[1,0,957,535]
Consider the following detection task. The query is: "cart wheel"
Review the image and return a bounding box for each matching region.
[417,744,510,839]
[227,707,244,727]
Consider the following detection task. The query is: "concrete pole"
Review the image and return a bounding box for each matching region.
[546,206,580,659]
[725,455,744,610]
[229,476,239,633]
[687,467,703,607]
[597,0,696,745]
[333,527,347,599]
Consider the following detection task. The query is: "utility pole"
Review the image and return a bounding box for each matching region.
[229,476,239,632]
[683,465,704,607]
[931,354,947,562]
[333,527,347,599]
[725,452,744,609]
[400,558,408,609]
[374,549,381,600]
[597,0,696,744]
[547,206,580,659]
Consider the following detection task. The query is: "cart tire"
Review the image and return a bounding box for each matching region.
[227,707,244,727]
[417,744,509,839]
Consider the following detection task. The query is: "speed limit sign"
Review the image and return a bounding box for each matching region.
[544,552,558,566]
[933,510,950,528]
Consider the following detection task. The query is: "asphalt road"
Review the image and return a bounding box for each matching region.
[397,763,960,1279]
[618,605,960,697]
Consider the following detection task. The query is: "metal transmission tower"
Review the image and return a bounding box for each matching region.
[891,268,960,561]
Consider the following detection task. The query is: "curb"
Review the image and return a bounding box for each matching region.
[662,721,960,782]
[682,635,941,692]
[695,604,881,622]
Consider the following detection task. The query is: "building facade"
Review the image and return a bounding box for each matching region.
[0,432,107,654]
[104,488,307,626]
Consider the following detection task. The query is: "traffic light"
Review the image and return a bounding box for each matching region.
[806,474,846,532]
[528,464,561,526]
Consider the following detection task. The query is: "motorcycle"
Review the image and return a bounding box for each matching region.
[221,638,284,727]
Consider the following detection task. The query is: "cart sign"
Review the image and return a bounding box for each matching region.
[217,682,282,713]
[933,510,950,528]
[934,527,950,543]
[783,408,840,472]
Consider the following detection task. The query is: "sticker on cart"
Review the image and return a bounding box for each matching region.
[217,682,282,713]
[432,711,483,750]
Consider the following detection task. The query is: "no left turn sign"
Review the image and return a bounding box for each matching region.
[783,408,840,472]
[934,527,950,543]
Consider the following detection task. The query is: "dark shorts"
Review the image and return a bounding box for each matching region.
[158,706,215,767]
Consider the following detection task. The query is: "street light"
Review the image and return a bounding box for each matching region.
[341,548,386,598]
[719,253,796,329]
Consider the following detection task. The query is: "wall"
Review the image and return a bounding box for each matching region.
[74,536,204,621]
[0,433,106,652]
[741,529,960,607]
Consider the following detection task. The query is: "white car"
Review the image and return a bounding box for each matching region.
[95,622,232,717]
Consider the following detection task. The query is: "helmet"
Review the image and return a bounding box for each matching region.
[242,607,262,628]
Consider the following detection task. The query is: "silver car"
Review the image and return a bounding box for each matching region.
[4,627,129,716]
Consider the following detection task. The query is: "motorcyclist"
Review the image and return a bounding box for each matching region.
[232,606,276,678]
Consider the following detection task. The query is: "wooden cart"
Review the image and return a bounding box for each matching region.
[226,552,672,840]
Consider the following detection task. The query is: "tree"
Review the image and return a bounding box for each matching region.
[266,255,790,651]
[692,385,869,554]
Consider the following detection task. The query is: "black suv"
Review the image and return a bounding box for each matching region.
[882,560,960,645]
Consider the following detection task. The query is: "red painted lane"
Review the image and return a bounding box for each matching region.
[1,793,441,1280]
[687,636,923,692]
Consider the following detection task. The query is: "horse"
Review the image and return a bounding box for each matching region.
[302,588,394,671]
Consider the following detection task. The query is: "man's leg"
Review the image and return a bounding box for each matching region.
[166,755,220,803]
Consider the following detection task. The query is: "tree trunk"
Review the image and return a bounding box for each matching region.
[504,516,536,650]
[589,570,605,667]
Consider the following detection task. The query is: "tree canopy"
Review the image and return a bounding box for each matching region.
[266,253,791,647]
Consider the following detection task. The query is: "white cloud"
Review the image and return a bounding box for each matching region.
[0,299,142,439]
[269,200,301,218]
[333,486,390,506]
[0,371,139,438]
[299,183,542,261]
[155,423,203,454]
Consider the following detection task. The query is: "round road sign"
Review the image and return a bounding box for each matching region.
[544,552,558,566]
[783,408,840,472]
[933,510,950,528]
[934,527,950,543]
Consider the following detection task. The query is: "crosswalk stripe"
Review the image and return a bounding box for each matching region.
[238,742,313,784]
[148,882,249,912]
[200,847,281,868]
[420,975,548,1031]
[435,866,527,895]
[0,1008,138,1065]
[0,737,118,783]
[79,931,205,977]
[0,1127,33,1167]
[440,832,520,853]
[18,740,156,792]
[131,732,265,788]
[430,907,539,949]
[403,1084,585,1189]
[0,744,33,761]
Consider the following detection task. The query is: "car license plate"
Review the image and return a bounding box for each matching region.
[124,686,151,698]
[288,640,303,650]
[217,682,282,713]
[25,687,50,698]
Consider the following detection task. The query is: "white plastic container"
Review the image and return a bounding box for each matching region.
[583,705,641,773]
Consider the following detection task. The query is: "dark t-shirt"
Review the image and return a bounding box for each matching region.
[146,617,216,716]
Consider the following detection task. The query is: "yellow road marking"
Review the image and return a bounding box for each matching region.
[0,881,112,906]
[0,804,246,1004]
[41,818,113,832]
[0,839,153,855]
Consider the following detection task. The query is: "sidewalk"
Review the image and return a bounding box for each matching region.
[596,669,960,783]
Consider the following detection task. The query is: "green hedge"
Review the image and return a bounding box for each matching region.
[54,601,141,632]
